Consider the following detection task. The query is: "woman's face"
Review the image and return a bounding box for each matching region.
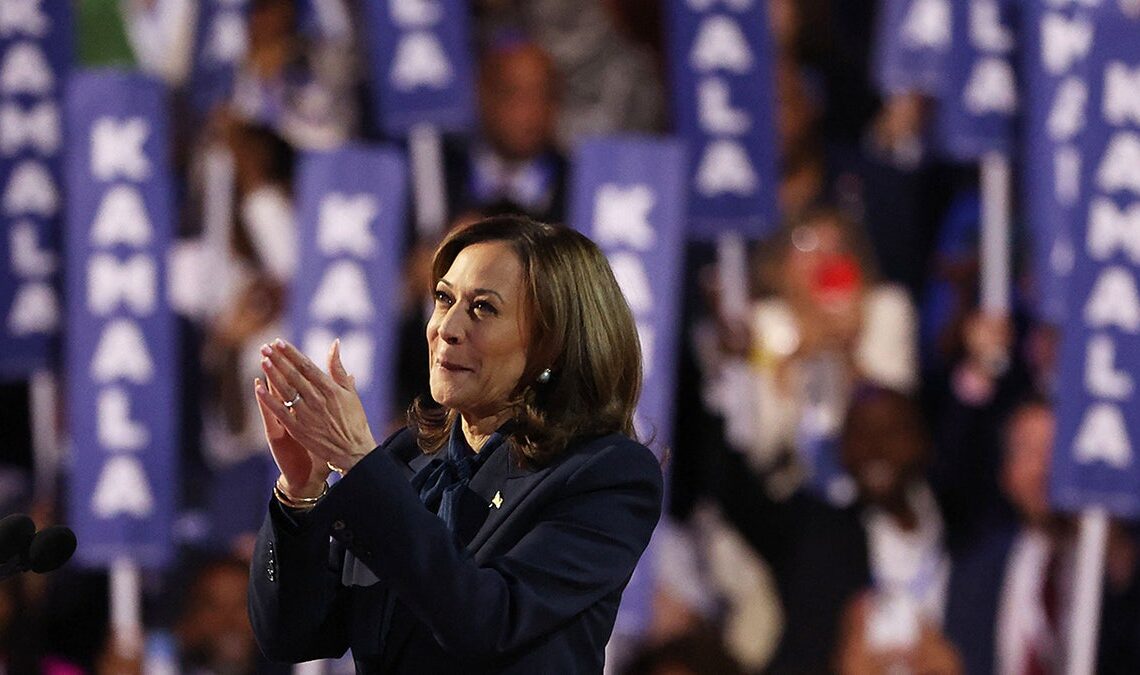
[783,219,863,309]
[427,241,532,419]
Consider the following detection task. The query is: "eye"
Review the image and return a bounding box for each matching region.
[472,299,498,316]
[433,289,453,306]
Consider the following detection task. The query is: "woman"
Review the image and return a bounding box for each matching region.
[745,206,917,485]
[247,216,663,673]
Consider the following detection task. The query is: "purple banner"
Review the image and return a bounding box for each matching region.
[1051,4,1140,517]
[65,71,178,566]
[187,0,249,118]
[569,135,688,635]
[665,0,779,241]
[873,0,954,96]
[289,145,408,427]
[361,0,475,137]
[0,1,72,379]
[933,0,1020,160]
[1020,1,1098,324]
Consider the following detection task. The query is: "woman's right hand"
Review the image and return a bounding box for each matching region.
[254,376,330,498]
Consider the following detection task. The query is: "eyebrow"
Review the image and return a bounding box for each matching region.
[437,279,506,304]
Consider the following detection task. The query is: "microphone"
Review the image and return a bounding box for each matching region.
[0,515,77,581]
[28,526,77,573]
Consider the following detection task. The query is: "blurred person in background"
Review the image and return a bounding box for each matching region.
[443,36,567,225]
[229,0,358,151]
[656,207,917,669]
[176,556,289,675]
[918,192,1059,544]
[474,0,664,146]
[943,400,1140,674]
[833,388,961,675]
[655,387,961,673]
[743,207,917,492]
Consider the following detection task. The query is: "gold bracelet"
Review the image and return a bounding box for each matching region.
[327,461,346,476]
[274,477,328,510]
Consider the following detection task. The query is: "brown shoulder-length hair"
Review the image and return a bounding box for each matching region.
[408,215,643,465]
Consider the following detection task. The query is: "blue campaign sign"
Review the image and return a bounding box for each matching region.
[187,0,249,119]
[361,0,475,137]
[1019,0,1098,324]
[65,71,179,567]
[289,145,408,428]
[933,0,1020,160]
[1051,4,1140,517]
[873,0,954,96]
[0,0,73,379]
[665,0,778,241]
[569,135,687,636]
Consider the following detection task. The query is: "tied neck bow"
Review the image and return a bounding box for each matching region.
[411,425,506,534]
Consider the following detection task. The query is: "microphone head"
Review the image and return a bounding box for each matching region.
[27,526,76,574]
[0,514,35,561]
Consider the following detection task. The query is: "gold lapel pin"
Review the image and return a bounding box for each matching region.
[491,491,504,509]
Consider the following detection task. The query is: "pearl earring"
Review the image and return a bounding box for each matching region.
[537,368,552,384]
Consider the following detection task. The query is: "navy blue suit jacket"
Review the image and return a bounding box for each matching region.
[248,428,663,673]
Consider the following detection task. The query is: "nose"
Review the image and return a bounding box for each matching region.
[436,304,464,345]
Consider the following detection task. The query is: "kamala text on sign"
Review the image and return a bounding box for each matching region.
[1052,5,1140,517]
[874,0,953,96]
[0,0,70,377]
[667,0,778,240]
[66,72,177,566]
[935,0,1018,160]
[188,0,249,117]
[362,0,475,136]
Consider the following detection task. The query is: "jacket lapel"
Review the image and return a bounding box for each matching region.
[467,452,555,555]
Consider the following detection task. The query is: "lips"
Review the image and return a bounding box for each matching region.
[438,359,473,373]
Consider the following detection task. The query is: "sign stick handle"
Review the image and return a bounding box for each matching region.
[980,151,1012,315]
[1066,507,1108,675]
[716,231,749,322]
[30,369,60,501]
[110,557,143,658]
[715,231,759,451]
[409,124,447,239]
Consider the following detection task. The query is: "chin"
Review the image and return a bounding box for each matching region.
[428,383,466,410]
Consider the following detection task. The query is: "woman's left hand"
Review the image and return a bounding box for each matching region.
[256,338,377,474]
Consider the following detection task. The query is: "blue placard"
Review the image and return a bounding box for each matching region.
[665,0,779,241]
[933,0,1020,160]
[873,0,954,96]
[65,71,179,567]
[569,135,688,635]
[1051,4,1140,517]
[1020,0,1098,324]
[0,0,73,379]
[187,0,249,119]
[361,0,476,137]
[289,145,408,427]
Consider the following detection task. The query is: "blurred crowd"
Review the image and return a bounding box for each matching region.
[1,0,1138,673]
